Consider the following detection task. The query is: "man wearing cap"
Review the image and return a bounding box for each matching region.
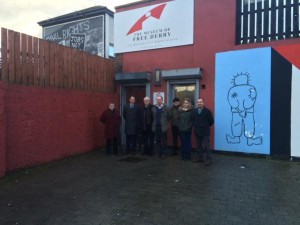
[170,97,181,155]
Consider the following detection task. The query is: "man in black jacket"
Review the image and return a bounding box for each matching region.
[123,96,139,155]
[192,98,214,166]
[138,96,154,155]
[170,97,181,155]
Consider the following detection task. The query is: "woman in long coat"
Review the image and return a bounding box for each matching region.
[178,98,193,160]
[100,103,121,155]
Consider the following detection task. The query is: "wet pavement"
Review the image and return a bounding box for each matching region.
[0,150,299,225]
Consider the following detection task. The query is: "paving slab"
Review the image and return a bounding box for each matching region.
[0,151,299,225]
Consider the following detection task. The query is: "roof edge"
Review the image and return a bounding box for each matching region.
[115,0,155,10]
[38,6,114,27]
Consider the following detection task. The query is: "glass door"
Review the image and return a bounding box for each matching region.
[168,79,199,108]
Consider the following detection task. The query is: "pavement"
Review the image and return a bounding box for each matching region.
[0,150,299,225]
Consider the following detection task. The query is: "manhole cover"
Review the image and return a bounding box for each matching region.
[118,156,146,163]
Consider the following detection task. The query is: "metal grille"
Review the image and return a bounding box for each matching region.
[236,0,300,44]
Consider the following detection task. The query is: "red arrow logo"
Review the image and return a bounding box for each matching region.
[127,3,167,36]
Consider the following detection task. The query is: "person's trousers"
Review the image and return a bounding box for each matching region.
[195,135,212,161]
[142,126,154,155]
[180,131,192,160]
[171,126,180,154]
[126,135,136,154]
[106,138,118,154]
[155,125,167,156]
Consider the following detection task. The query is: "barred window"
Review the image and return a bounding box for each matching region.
[236,0,300,44]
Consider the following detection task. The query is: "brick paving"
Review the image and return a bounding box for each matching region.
[0,151,299,225]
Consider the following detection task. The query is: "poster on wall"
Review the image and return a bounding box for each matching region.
[153,92,165,105]
[215,48,272,155]
[43,16,104,56]
[114,0,194,53]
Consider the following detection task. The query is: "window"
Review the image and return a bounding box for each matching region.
[167,80,199,107]
[109,44,114,58]
[236,0,300,44]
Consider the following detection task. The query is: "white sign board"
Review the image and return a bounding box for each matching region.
[153,92,165,105]
[114,0,194,53]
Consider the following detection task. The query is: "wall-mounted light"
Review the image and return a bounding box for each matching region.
[154,68,162,86]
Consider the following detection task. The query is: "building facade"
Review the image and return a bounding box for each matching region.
[38,6,114,59]
[114,0,300,158]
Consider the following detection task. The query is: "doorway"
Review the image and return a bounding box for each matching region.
[125,86,146,106]
[120,84,149,145]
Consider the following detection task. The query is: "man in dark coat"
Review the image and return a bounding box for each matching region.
[192,98,214,166]
[100,103,121,155]
[138,96,154,156]
[123,96,139,155]
[170,97,181,155]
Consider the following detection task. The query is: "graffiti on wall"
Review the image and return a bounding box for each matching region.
[43,16,104,56]
[215,47,271,154]
[226,72,263,146]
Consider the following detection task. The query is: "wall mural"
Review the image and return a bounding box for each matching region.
[43,16,104,56]
[226,72,263,146]
[216,46,299,157]
[274,44,300,158]
[291,65,300,157]
[215,47,271,155]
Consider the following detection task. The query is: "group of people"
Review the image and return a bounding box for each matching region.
[100,95,214,165]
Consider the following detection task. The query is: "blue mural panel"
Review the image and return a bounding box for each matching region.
[215,47,271,154]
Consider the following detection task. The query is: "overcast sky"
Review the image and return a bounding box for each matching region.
[0,0,138,38]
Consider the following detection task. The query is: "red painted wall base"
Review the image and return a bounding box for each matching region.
[0,81,119,177]
[0,82,6,177]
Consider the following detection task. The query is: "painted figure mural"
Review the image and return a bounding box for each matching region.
[226,73,263,146]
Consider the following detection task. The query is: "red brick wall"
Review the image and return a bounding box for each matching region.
[0,82,6,177]
[0,81,119,175]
